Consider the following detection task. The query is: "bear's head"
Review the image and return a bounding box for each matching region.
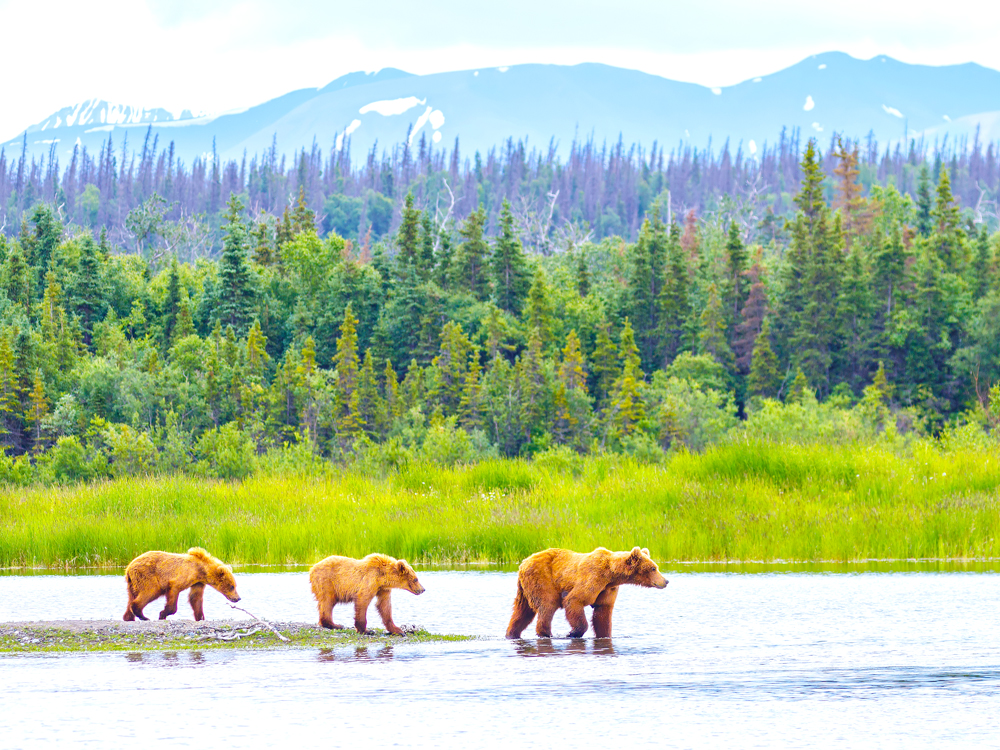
[394,559,425,595]
[190,548,241,602]
[621,547,667,589]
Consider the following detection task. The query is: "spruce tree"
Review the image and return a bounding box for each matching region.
[723,221,748,319]
[452,206,490,301]
[930,168,962,272]
[971,224,993,301]
[162,257,181,344]
[333,306,362,440]
[492,199,531,315]
[794,139,826,232]
[591,321,618,407]
[748,317,781,398]
[698,283,735,373]
[397,193,421,271]
[608,320,645,437]
[217,195,255,335]
[915,165,933,238]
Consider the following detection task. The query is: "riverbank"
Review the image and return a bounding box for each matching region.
[2,441,998,568]
[0,620,470,653]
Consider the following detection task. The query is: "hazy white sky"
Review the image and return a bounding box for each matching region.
[2,0,999,138]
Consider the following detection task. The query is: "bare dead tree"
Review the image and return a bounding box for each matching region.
[433,178,456,251]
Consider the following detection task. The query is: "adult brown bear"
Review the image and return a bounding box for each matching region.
[122,547,240,621]
[505,546,667,638]
[309,553,425,635]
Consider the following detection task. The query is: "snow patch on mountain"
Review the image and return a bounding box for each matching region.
[359,97,425,116]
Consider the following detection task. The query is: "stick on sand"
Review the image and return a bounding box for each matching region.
[229,604,290,642]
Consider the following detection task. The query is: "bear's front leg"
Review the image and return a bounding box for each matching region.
[376,590,404,635]
[591,586,618,638]
[188,583,205,621]
[563,599,589,638]
[159,588,180,620]
[354,597,372,634]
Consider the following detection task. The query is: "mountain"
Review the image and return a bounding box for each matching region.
[6,52,1000,167]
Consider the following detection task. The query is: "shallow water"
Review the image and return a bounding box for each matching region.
[2,571,1000,748]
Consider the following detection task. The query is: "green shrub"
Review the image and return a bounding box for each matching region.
[48,436,90,483]
[197,422,256,480]
[103,423,158,477]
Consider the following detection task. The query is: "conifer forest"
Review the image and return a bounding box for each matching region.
[0,127,998,483]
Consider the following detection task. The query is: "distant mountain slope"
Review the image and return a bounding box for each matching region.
[5,52,1000,167]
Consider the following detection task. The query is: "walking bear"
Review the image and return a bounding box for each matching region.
[505,546,667,639]
[123,547,240,621]
[309,553,425,635]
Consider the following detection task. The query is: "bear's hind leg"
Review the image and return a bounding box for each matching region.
[188,583,206,621]
[158,588,180,620]
[505,582,536,639]
[535,602,559,638]
[376,590,404,635]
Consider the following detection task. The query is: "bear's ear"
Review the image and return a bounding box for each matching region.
[397,560,409,572]
[627,547,642,566]
[641,548,650,557]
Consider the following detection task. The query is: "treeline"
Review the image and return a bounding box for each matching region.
[0,136,998,483]
[1,125,998,258]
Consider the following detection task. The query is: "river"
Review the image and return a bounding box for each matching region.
[2,570,999,748]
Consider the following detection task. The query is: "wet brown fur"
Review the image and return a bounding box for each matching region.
[505,546,667,639]
[122,547,240,621]
[309,553,425,635]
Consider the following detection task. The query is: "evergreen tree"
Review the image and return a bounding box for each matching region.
[458,346,483,430]
[559,330,588,393]
[733,258,768,373]
[915,165,933,238]
[794,139,826,232]
[723,221,748,319]
[26,369,48,451]
[971,224,993,301]
[71,235,104,341]
[657,228,691,366]
[787,367,811,404]
[333,306,362,440]
[418,212,437,282]
[748,317,782,398]
[628,216,668,369]
[162,257,181,344]
[3,240,31,314]
[452,206,490,300]
[397,193,421,270]
[608,320,644,437]
[930,168,963,272]
[492,199,531,315]
[525,267,554,348]
[575,251,591,298]
[217,195,255,335]
[591,321,618,407]
[698,283,735,372]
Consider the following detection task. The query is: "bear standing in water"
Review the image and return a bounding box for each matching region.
[506,546,667,639]
[309,553,425,635]
[123,547,240,621]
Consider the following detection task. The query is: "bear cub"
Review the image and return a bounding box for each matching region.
[309,553,425,635]
[123,547,240,621]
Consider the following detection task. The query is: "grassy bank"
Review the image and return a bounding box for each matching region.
[2,442,999,568]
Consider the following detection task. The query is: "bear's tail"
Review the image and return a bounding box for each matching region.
[505,580,535,639]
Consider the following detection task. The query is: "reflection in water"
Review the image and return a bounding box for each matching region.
[125,652,144,663]
[317,645,395,663]
[513,638,616,657]
[124,651,206,666]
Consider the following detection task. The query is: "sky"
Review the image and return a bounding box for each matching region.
[2,0,999,139]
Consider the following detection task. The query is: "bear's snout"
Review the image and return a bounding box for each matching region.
[654,576,668,589]
[412,583,426,595]
[228,592,241,602]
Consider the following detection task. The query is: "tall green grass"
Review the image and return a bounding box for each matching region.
[2,442,998,568]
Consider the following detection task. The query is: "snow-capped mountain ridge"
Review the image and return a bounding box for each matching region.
[6,53,1000,166]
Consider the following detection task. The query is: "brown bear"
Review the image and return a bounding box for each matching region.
[122,547,240,621]
[505,546,667,639]
[309,553,425,635]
